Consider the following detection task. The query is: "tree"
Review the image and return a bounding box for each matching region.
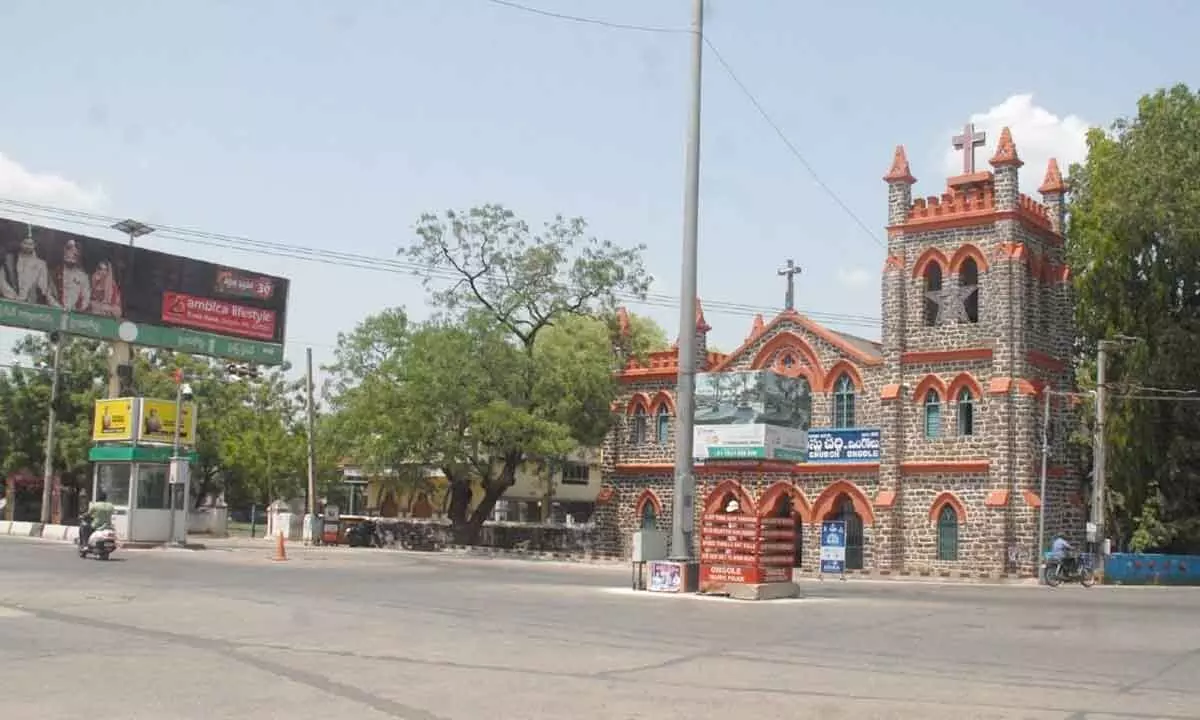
[398,205,654,541]
[1068,84,1200,552]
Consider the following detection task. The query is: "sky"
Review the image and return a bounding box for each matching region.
[0,0,1196,389]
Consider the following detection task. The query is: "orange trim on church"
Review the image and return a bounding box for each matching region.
[890,209,1062,246]
[709,309,883,372]
[1027,350,1066,373]
[901,347,993,365]
[823,360,865,392]
[929,491,968,524]
[900,460,990,475]
[912,247,950,280]
[612,462,880,476]
[949,243,989,274]
[988,377,1041,396]
[946,372,984,400]
[985,489,1010,507]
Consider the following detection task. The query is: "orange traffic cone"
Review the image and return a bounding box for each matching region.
[272,531,288,562]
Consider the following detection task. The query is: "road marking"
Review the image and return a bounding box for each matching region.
[0,606,32,619]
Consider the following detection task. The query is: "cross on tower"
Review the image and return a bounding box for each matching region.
[778,259,801,311]
[952,122,987,175]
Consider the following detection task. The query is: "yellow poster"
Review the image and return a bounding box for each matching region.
[92,399,135,442]
[139,398,198,446]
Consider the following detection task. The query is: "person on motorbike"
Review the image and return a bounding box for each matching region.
[80,492,115,549]
[1049,535,1076,574]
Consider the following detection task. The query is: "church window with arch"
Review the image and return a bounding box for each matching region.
[937,504,959,561]
[832,374,856,428]
[631,407,647,445]
[655,406,671,445]
[641,501,657,530]
[922,263,943,326]
[959,256,980,323]
[924,389,942,439]
[957,387,975,436]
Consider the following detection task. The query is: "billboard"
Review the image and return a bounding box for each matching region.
[0,217,289,364]
[806,428,882,463]
[693,370,811,461]
[93,397,197,446]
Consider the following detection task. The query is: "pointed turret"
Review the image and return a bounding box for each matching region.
[884,145,916,227]
[989,127,1023,168]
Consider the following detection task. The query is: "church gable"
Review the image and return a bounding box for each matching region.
[712,310,882,387]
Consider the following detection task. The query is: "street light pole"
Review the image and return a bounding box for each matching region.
[1037,388,1051,583]
[1091,342,1108,557]
[108,219,154,399]
[669,0,705,562]
[167,369,187,547]
[39,332,64,525]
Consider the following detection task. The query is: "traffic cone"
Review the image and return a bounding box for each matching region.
[272,531,288,562]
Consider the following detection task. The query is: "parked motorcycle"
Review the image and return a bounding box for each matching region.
[78,514,118,561]
[1043,551,1096,587]
[400,525,442,552]
[346,519,378,548]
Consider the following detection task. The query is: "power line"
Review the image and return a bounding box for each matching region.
[0,198,885,331]
[480,0,885,249]
[482,0,686,34]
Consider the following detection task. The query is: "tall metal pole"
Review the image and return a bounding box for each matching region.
[669,0,704,561]
[39,334,64,524]
[1037,388,1051,583]
[168,374,184,546]
[304,347,318,544]
[1091,343,1108,556]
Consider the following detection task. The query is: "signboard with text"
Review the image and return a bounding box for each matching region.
[806,428,882,463]
[699,512,795,593]
[694,423,808,461]
[693,369,811,462]
[0,217,289,364]
[92,397,197,446]
[820,520,847,574]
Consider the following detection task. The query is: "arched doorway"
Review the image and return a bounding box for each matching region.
[824,494,864,570]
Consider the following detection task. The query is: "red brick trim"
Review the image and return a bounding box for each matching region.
[612,461,880,476]
[648,391,675,414]
[1021,490,1042,509]
[912,373,948,402]
[929,491,968,524]
[985,489,1009,507]
[633,489,664,517]
[901,460,990,474]
[912,247,950,280]
[901,347,993,364]
[750,331,826,388]
[756,481,813,523]
[823,360,865,392]
[626,392,651,414]
[874,490,897,508]
[946,372,984,401]
[812,479,876,526]
[949,243,989,274]
[1026,350,1066,373]
[703,479,756,515]
[880,384,902,401]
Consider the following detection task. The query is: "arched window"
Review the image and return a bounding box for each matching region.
[655,407,671,445]
[641,501,657,530]
[924,389,942,439]
[957,387,975,436]
[631,407,647,445]
[923,263,943,326]
[937,504,959,561]
[832,374,856,428]
[959,257,980,323]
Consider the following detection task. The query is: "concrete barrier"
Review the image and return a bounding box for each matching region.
[0,520,11,535]
[9,521,43,537]
[41,524,70,541]
[64,526,80,543]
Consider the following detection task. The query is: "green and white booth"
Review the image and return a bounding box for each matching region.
[88,444,198,544]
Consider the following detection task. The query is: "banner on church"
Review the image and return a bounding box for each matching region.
[0,217,289,365]
[694,370,812,430]
[694,423,808,461]
[806,428,882,463]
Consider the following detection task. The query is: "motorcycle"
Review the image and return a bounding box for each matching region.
[1043,551,1096,587]
[346,519,379,548]
[78,515,118,561]
[400,525,442,552]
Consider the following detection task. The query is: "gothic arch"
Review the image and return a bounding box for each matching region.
[928,491,968,525]
[912,247,950,280]
[822,360,865,392]
[649,391,676,414]
[750,331,825,388]
[703,479,756,515]
[813,479,876,526]
[625,392,651,415]
[756,481,813,522]
[911,374,948,403]
[946,372,984,400]
[950,244,990,274]
[634,489,664,517]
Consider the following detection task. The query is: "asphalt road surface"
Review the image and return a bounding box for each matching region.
[2,537,1197,720]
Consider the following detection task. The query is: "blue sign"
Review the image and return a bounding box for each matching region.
[820,520,846,574]
[807,428,881,463]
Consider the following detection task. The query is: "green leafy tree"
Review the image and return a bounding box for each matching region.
[401,205,653,541]
[1068,83,1200,552]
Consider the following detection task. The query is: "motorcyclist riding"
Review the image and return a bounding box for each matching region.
[79,492,115,549]
[1049,535,1076,574]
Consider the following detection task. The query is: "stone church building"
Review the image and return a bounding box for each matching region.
[594,126,1085,578]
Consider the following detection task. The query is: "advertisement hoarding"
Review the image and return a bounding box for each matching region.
[806,428,882,463]
[0,217,289,364]
[693,369,811,462]
[92,397,197,446]
[694,423,808,461]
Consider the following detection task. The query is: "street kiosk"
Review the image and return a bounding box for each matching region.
[88,397,198,544]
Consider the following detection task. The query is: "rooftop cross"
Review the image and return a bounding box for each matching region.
[778,259,801,311]
[952,122,987,175]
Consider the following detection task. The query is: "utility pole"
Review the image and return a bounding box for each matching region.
[168,368,188,547]
[39,332,64,525]
[669,0,704,562]
[304,347,318,545]
[1037,388,1051,583]
[108,219,154,398]
[1091,342,1108,557]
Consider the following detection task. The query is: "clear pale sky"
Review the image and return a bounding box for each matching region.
[0,0,1195,384]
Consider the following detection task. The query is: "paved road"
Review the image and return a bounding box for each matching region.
[1,537,1197,719]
